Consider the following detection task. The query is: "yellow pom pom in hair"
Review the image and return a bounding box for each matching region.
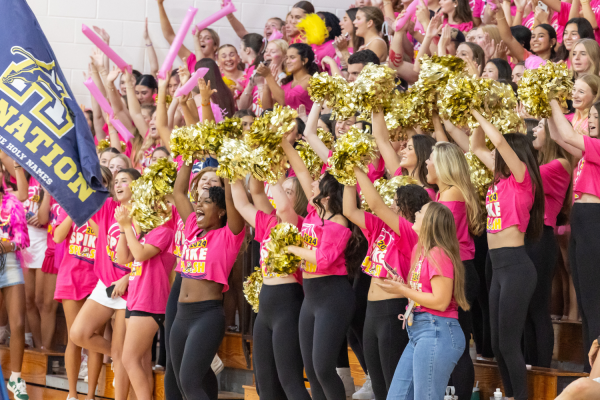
[297,13,329,46]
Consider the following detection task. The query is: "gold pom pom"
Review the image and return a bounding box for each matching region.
[465,151,494,208]
[308,73,358,121]
[216,138,254,182]
[361,175,419,213]
[296,128,335,179]
[172,117,244,165]
[129,158,178,233]
[296,13,329,45]
[243,267,263,313]
[96,139,110,152]
[354,63,398,116]
[264,223,303,275]
[518,61,573,119]
[328,126,376,185]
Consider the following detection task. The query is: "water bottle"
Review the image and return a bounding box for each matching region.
[490,388,507,400]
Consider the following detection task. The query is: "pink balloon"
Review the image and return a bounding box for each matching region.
[82,25,131,73]
[158,7,198,80]
[268,28,284,41]
[395,0,427,33]
[173,68,209,98]
[83,77,134,142]
[194,2,236,33]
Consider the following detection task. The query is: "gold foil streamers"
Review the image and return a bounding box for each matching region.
[129,158,178,233]
[328,126,376,185]
[517,61,573,119]
[243,267,263,313]
[296,128,335,179]
[216,138,254,182]
[96,139,126,153]
[264,223,303,275]
[361,175,419,213]
[353,63,398,116]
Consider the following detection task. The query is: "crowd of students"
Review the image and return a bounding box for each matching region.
[1,0,600,399]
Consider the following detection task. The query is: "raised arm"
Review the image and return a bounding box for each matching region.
[173,163,195,223]
[442,120,470,152]
[549,99,586,153]
[343,185,366,229]
[156,78,171,151]
[372,111,402,175]
[231,179,258,227]
[432,113,449,142]
[106,120,122,151]
[225,180,245,235]
[493,0,526,62]
[124,69,149,134]
[281,133,316,204]
[355,167,401,234]
[157,0,192,61]
[199,79,216,122]
[270,180,299,226]
[303,103,332,163]
[414,14,443,73]
[470,126,494,170]
[225,6,250,39]
[143,18,159,77]
[249,176,274,215]
[546,117,582,157]
[472,109,526,181]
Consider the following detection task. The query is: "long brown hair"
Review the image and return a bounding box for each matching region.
[448,0,473,24]
[190,167,224,202]
[345,9,365,52]
[410,202,469,311]
[285,177,309,217]
[195,58,236,118]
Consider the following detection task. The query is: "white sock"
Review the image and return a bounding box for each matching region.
[336,367,351,377]
[24,333,32,339]
[0,325,9,331]
[10,372,21,380]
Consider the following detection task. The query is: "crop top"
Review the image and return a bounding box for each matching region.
[360,212,417,281]
[436,197,475,261]
[300,205,351,275]
[282,82,313,113]
[255,210,304,282]
[540,159,570,228]
[179,212,246,292]
[574,135,600,200]
[410,246,458,319]
[486,168,534,234]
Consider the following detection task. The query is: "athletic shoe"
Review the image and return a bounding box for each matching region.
[0,327,10,346]
[337,368,355,397]
[352,375,374,399]
[211,354,224,375]
[7,376,29,400]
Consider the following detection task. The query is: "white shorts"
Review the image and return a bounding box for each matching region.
[27,225,48,269]
[88,280,127,310]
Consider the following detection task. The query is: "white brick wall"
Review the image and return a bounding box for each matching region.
[28,0,351,108]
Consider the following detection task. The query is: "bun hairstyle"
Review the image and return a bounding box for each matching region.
[135,74,158,92]
[281,43,318,85]
[345,9,365,51]
[293,1,315,14]
[241,33,266,68]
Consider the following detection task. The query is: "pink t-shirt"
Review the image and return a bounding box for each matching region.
[360,212,417,281]
[54,214,98,302]
[540,159,570,228]
[91,199,132,298]
[127,225,176,314]
[574,135,600,200]
[470,0,484,19]
[437,198,475,261]
[486,169,534,233]
[282,82,313,113]
[300,205,351,275]
[255,210,304,282]
[409,246,458,319]
[179,213,246,292]
[442,19,473,33]
[393,167,437,200]
[312,40,337,69]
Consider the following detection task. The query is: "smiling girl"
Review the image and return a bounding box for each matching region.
[567,74,600,136]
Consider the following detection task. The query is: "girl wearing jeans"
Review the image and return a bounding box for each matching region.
[378,201,470,400]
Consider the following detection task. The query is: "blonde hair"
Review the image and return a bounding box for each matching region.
[410,202,469,311]
[573,38,600,78]
[201,28,221,51]
[479,25,501,50]
[268,39,289,56]
[111,154,132,169]
[190,167,224,202]
[576,74,600,108]
[432,142,484,236]
[285,177,309,217]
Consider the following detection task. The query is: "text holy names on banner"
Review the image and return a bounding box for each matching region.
[0,0,108,226]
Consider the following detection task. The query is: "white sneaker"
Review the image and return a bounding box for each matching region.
[66,397,78,400]
[337,368,355,397]
[7,376,29,400]
[0,327,10,346]
[352,375,374,399]
[211,354,224,375]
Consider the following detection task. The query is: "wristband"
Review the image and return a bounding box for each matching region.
[120,231,125,235]
[146,43,153,47]
[201,101,211,106]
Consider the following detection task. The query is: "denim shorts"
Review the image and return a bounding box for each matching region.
[0,253,24,288]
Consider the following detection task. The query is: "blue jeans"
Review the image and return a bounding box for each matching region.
[387,312,465,400]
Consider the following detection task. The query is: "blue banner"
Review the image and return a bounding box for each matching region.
[0,0,108,226]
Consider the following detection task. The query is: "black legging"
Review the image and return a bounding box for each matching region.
[363,297,408,400]
[569,203,600,372]
[471,233,493,358]
[165,274,218,400]
[253,283,310,400]
[300,275,355,400]
[488,246,536,400]
[524,225,557,368]
[449,259,480,400]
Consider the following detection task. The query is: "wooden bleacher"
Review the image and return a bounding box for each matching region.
[0,319,589,400]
